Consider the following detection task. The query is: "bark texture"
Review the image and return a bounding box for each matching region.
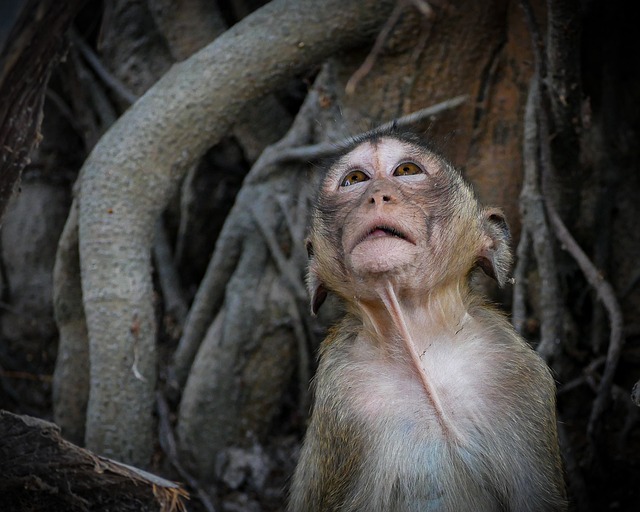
[52,201,89,445]
[0,410,187,512]
[0,0,85,220]
[76,0,395,465]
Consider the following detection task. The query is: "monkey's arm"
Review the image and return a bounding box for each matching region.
[508,377,567,511]
[289,327,365,512]
[495,342,567,510]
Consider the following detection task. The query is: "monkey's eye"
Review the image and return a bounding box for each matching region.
[340,170,369,187]
[393,162,423,176]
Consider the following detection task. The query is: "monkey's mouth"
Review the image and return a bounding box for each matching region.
[366,225,407,240]
[348,218,415,255]
[354,224,412,248]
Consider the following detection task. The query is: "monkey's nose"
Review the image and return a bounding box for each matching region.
[368,187,395,205]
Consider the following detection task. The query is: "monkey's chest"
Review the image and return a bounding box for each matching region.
[322,344,506,510]
[310,334,528,511]
[342,340,495,435]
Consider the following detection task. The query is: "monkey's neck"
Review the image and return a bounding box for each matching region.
[358,281,467,443]
[356,279,469,339]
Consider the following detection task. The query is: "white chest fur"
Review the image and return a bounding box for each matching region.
[317,320,528,511]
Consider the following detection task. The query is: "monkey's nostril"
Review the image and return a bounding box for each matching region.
[370,194,393,204]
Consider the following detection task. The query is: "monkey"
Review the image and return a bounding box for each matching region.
[288,131,567,512]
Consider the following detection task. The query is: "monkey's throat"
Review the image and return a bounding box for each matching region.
[379,282,461,442]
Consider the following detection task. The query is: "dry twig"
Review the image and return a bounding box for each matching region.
[345,2,404,95]
[154,218,189,335]
[70,28,138,105]
[544,201,624,438]
[271,95,468,167]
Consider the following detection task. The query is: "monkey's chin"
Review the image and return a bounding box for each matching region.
[348,237,416,276]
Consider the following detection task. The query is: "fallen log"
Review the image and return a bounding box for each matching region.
[0,410,188,511]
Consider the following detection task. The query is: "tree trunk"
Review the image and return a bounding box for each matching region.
[61,0,395,466]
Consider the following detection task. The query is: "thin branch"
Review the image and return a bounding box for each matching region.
[408,0,435,18]
[345,0,439,95]
[375,95,469,131]
[169,223,243,390]
[68,47,118,146]
[153,218,189,334]
[273,96,469,165]
[275,194,308,257]
[45,89,86,138]
[632,379,640,407]
[172,85,324,387]
[545,203,624,437]
[69,28,138,105]
[518,0,546,80]
[156,391,217,512]
[511,225,531,334]
[557,356,605,395]
[288,296,312,418]
[532,37,624,435]
[521,77,563,361]
[249,204,308,302]
[345,2,403,95]
[272,193,316,415]
[274,192,316,415]
[557,417,592,512]
[173,162,199,270]
[546,0,582,149]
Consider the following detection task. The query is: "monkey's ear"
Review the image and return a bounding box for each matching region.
[477,208,513,287]
[305,239,328,315]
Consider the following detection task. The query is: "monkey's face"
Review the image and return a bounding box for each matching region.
[309,136,486,304]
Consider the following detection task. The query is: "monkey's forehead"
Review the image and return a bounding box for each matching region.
[326,137,441,179]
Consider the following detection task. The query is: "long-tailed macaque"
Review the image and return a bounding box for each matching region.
[289,132,567,511]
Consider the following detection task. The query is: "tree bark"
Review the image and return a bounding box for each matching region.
[52,200,89,445]
[0,410,187,512]
[175,87,319,478]
[0,0,85,220]
[75,0,395,465]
